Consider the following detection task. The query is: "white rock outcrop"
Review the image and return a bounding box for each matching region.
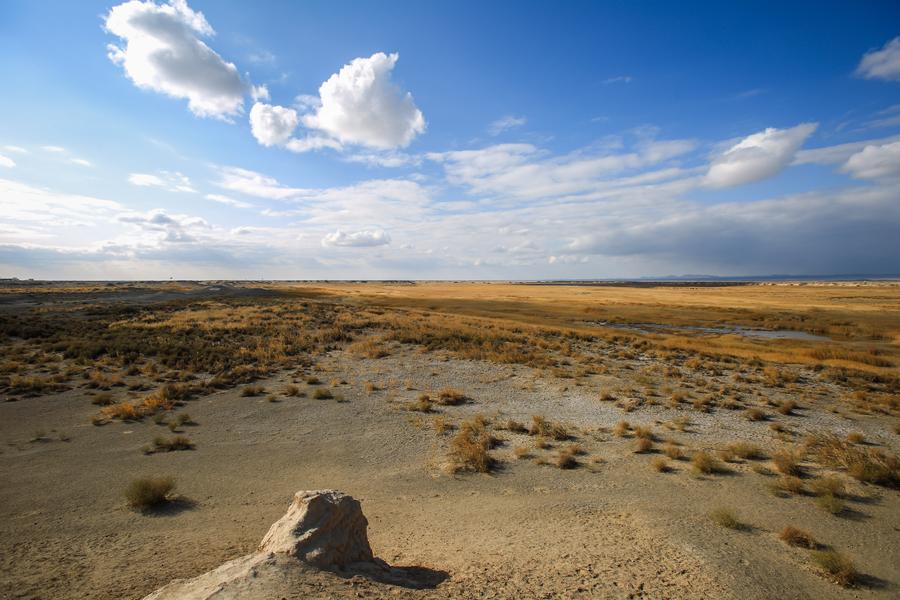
[143,490,377,600]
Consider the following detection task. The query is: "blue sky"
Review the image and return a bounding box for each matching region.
[1,0,899,279]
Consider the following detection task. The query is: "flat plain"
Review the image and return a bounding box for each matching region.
[1,280,898,599]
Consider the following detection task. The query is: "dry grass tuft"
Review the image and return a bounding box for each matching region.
[613,420,631,437]
[779,526,818,549]
[805,433,899,488]
[810,550,859,587]
[241,384,265,397]
[651,456,670,472]
[529,415,570,440]
[406,394,433,413]
[437,387,469,405]
[664,441,683,460]
[449,417,496,473]
[816,493,846,515]
[313,388,334,400]
[634,437,654,454]
[709,508,743,530]
[691,450,722,474]
[726,441,766,460]
[772,447,804,477]
[743,408,767,422]
[771,475,805,496]
[125,476,175,510]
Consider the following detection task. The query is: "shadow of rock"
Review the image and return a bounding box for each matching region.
[337,560,449,590]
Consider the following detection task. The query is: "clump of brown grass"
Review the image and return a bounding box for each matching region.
[241,384,265,397]
[779,526,818,549]
[691,450,722,475]
[651,457,670,472]
[534,436,550,450]
[846,431,865,444]
[347,338,390,359]
[709,508,743,529]
[555,446,579,469]
[816,493,846,515]
[514,446,532,459]
[810,476,845,498]
[437,387,468,405]
[146,435,194,454]
[771,475,805,496]
[305,375,321,385]
[805,433,899,488]
[776,399,797,415]
[503,419,528,433]
[283,384,300,397]
[101,401,144,421]
[431,415,453,434]
[634,437,653,454]
[726,441,766,460]
[406,394,433,412]
[529,415,570,440]
[810,550,859,587]
[125,476,175,510]
[664,441,682,460]
[773,447,804,477]
[743,408,767,422]
[313,388,334,400]
[448,417,496,473]
[633,425,654,440]
[613,420,631,437]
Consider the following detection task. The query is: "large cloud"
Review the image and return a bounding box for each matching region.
[704,123,817,188]
[856,37,900,82]
[841,141,900,179]
[105,0,245,119]
[0,155,15,168]
[249,102,299,146]
[302,52,425,149]
[321,229,391,247]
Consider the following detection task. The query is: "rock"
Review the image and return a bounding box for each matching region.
[142,490,376,600]
[258,490,374,567]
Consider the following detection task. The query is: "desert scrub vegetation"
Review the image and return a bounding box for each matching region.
[805,433,899,487]
[241,384,265,397]
[125,476,176,510]
[436,387,469,405]
[772,447,804,477]
[313,388,334,400]
[144,435,194,454]
[448,416,497,473]
[810,550,859,587]
[691,450,723,475]
[406,394,433,413]
[347,337,390,358]
[529,415,570,440]
[709,508,744,530]
[726,441,765,460]
[779,526,818,549]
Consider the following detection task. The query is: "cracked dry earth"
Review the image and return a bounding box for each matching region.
[2,343,898,599]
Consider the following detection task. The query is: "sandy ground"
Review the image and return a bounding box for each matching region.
[2,342,898,599]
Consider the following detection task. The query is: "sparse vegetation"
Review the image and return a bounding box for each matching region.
[125,476,175,510]
[779,525,818,549]
[810,550,859,587]
[709,508,743,530]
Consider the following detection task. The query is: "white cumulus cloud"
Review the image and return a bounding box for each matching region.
[105,0,245,119]
[856,37,900,82]
[704,123,817,188]
[321,229,391,247]
[249,102,299,146]
[0,155,15,168]
[205,193,253,209]
[841,141,900,179]
[302,52,425,149]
